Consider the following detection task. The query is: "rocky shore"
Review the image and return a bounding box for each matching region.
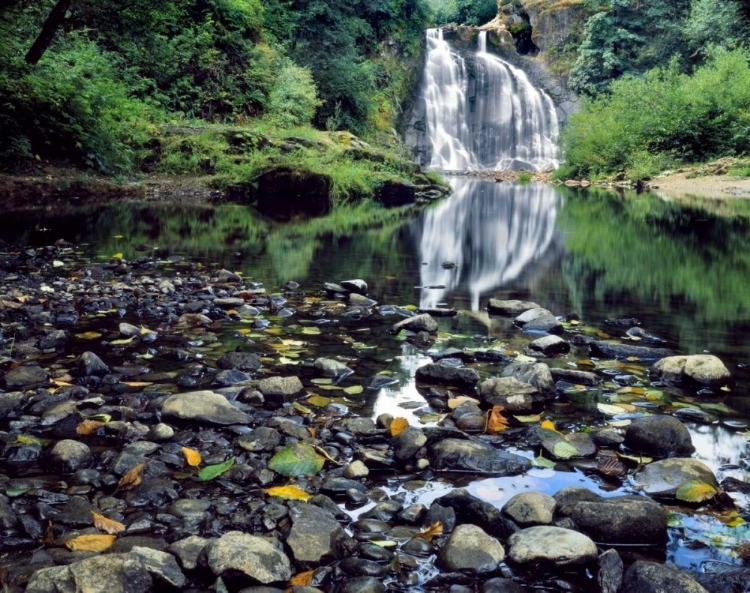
[0,240,748,593]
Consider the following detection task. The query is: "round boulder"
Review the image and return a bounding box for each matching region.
[633,458,719,497]
[438,524,505,573]
[650,355,731,388]
[48,440,93,473]
[502,492,556,526]
[624,416,694,458]
[622,561,708,593]
[508,526,597,568]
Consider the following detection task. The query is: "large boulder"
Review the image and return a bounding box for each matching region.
[416,362,479,387]
[650,355,731,388]
[480,377,542,414]
[27,554,153,593]
[161,391,250,425]
[508,526,597,568]
[438,524,505,573]
[633,458,719,498]
[487,299,540,316]
[256,167,332,220]
[564,497,667,545]
[514,308,562,334]
[199,531,291,584]
[501,362,555,398]
[622,561,708,593]
[429,439,531,476]
[624,416,695,458]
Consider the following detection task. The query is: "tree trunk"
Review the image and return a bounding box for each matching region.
[25,0,72,64]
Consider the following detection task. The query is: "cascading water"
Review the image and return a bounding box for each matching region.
[422,29,560,171]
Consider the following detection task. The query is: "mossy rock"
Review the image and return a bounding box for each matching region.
[256,167,332,220]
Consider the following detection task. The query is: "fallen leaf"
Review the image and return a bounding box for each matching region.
[597,403,627,416]
[289,570,315,587]
[182,447,202,467]
[121,381,153,388]
[65,534,117,552]
[293,402,313,415]
[75,331,103,340]
[76,420,106,435]
[533,455,556,469]
[117,462,145,492]
[413,521,443,542]
[676,480,719,503]
[198,458,235,481]
[552,440,579,460]
[110,337,135,346]
[390,417,409,437]
[91,511,125,534]
[447,396,480,409]
[596,456,627,478]
[486,406,510,433]
[343,385,364,395]
[312,445,340,465]
[263,485,313,501]
[514,414,542,423]
[540,419,559,433]
[268,443,325,477]
[112,253,123,260]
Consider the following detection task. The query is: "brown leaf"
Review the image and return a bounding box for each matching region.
[116,462,145,492]
[65,534,117,552]
[486,406,510,434]
[91,511,125,534]
[390,417,409,437]
[181,447,202,467]
[597,456,627,478]
[413,521,443,542]
[76,420,106,436]
[289,570,315,586]
[43,521,54,545]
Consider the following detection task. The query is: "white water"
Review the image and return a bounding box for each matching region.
[423,29,560,172]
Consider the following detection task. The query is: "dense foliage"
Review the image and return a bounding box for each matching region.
[427,0,499,26]
[0,0,430,172]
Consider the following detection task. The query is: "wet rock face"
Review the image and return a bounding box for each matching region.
[2,364,48,388]
[160,390,251,425]
[564,497,668,545]
[650,354,731,388]
[480,376,542,413]
[287,503,352,563]
[429,439,531,475]
[633,458,719,497]
[26,554,154,593]
[624,416,695,458]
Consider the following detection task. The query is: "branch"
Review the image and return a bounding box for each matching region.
[25,0,72,64]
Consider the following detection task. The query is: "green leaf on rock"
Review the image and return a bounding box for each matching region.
[552,440,580,460]
[676,480,719,503]
[268,443,325,477]
[198,457,235,481]
[533,455,556,469]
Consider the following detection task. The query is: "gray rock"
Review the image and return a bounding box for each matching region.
[287,504,352,563]
[343,460,370,479]
[622,561,708,593]
[502,492,556,526]
[508,526,597,568]
[130,546,186,588]
[256,376,304,404]
[480,578,530,593]
[514,308,562,333]
[501,362,555,398]
[148,423,174,442]
[598,549,623,593]
[541,432,597,459]
[480,377,542,414]
[38,329,67,350]
[161,390,250,425]
[438,524,505,573]
[217,269,242,283]
[238,427,281,452]
[487,299,540,317]
[651,355,731,388]
[341,279,368,294]
[566,497,667,545]
[213,369,252,386]
[217,352,262,372]
[349,293,377,307]
[553,486,604,509]
[693,562,750,593]
[434,489,520,541]
[390,313,438,335]
[119,323,141,337]
[393,427,427,461]
[79,351,110,376]
[200,531,291,583]
[590,341,674,362]
[625,416,695,457]
[336,578,385,593]
[633,458,718,497]
[550,368,601,386]
[430,439,531,476]
[591,428,625,448]
[529,335,570,356]
[26,554,153,593]
[2,365,48,389]
[0,391,27,419]
[48,439,93,473]
[415,362,479,386]
[314,358,354,379]
[0,499,18,530]
[168,499,211,518]
[167,535,211,571]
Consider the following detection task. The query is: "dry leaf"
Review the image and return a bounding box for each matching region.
[91,511,125,534]
[75,331,103,340]
[390,417,409,437]
[65,534,117,552]
[486,406,510,434]
[312,444,340,465]
[596,456,627,478]
[121,381,153,388]
[413,521,443,542]
[289,570,315,586]
[447,396,480,410]
[540,419,559,433]
[116,462,145,492]
[43,521,54,545]
[76,420,106,436]
[182,447,202,467]
[263,485,313,501]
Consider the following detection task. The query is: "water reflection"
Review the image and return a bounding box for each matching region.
[417,178,562,310]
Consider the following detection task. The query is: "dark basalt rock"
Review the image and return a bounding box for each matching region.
[589,341,674,362]
[256,167,332,220]
[625,416,695,458]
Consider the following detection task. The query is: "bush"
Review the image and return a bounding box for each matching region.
[265,61,322,128]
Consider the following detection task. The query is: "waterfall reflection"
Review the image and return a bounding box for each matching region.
[417,178,562,311]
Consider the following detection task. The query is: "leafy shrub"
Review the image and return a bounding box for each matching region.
[265,61,321,128]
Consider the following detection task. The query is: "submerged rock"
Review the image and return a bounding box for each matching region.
[508,526,597,568]
[650,355,731,388]
[429,439,531,475]
[161,390,251,425]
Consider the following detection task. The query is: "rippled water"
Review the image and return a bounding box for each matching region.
[3,178,750,570]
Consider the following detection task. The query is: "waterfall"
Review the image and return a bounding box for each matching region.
[422,29,560,172]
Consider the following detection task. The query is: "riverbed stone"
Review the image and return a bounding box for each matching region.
[341,279,368,294]
[633,458,719,497]
[287,503,352,563]
[438,524,505,573]
[514,308,563,333]
[565,496,667,545]
[502,492,556,526]
[2,364,48,389]
[343,459,370,479]
[390,313,438,335]
[590,341,674,362]
[200,531,291,584]
[27,554,153,593]
[598,549,624,593]
[47,439,93,473]
[487,299,540,316]
[314,357,354,378]
[130,546,186,588]
[435,489,520,540]
[336,578,385,593]
[217,351,262,372]
[529,335,570,356]
[624,415,695,457]
[393,427,427,461]
[167,535,211,571]
[256,376,304,403]
[622,561,708,593]
[550,368,601,386]
[238,427,281,452]
[480,377,542,413]
[416,362,479,386]
[501,362,555,398]
[78,351,110,376]
[161,390,250,425]
[429,439,531,475]
[650,355,731,388]
[508,526,597,568]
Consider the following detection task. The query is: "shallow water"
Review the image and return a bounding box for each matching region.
[3,178,750,571]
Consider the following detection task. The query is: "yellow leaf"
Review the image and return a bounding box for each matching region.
[91,511,125,535]
[112,253,123,260]
[65,534,117,552]
[486,406,510,434]
[182,447,202,467]
[75,331,103,340]
[390,417,409,437]
[447,396,480,410]
[289,570,315,586]
[413,521,443,542]
[676,480,719,503]
[263,485,313,501]
[76,420,106,436]
[110,337,135,346]
[116,462,145,492]
[51,379,72,387]
[139,326,153,335]
[541,419,559,433]
[121,381,153,388]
